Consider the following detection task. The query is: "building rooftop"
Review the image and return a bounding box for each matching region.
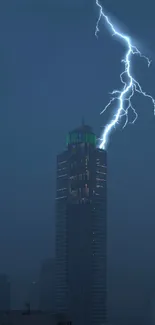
[70,123,93,135]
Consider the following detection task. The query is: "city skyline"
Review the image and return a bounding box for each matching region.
[0,0,155,324]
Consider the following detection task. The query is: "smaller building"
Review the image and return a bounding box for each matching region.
[39,258,56,312]
[0,274,10,311]
[0,311,71,325]
[29,280,40,310]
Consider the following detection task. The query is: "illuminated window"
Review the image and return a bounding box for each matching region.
[58,160,67,165]
[67,132,96,145]
[71,189,78,197]
[57,174,67,178]
[70,175,77,180]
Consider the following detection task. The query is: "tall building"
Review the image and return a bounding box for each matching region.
[55,124,107,325]
[0,274,11,311]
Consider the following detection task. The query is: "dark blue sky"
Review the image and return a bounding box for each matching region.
[0,0,155,322]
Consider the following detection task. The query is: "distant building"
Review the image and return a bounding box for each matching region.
[0,274,10,311]
[0,311,71,325]
[55,124,107,325]
[29,280,40,310]
[39,259,56,312]
[150,296,155,325]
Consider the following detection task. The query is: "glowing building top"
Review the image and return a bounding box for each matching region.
[66,123,96,147]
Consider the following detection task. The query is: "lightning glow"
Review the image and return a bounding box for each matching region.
[95,0,155,150]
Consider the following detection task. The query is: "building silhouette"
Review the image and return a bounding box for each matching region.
[0,311,71,325]
[39,258,56,312]
[0,274,10,311]
[29,280,39,310]
[55,124,107,325]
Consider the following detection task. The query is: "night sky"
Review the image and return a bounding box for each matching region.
[0,0,155,323]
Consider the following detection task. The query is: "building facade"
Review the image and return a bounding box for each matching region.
[55,124,107,325]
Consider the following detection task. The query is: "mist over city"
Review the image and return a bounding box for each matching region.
[0,0,155,324]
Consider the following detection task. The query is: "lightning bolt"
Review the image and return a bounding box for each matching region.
[95,0,155,150]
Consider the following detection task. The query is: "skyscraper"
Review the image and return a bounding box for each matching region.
[55,124,107,325]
